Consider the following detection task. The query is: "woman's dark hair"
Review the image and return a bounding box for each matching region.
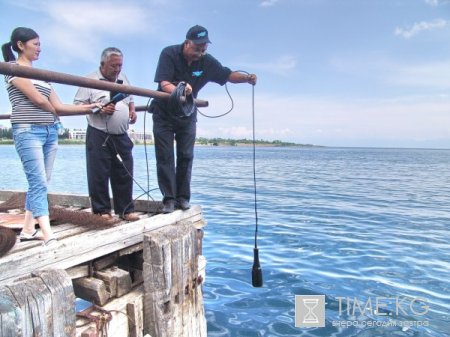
[2,27,39,62]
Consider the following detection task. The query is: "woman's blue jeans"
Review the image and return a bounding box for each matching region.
[12,123,58,218]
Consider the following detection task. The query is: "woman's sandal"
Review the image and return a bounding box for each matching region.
[42,238,58,247]
[19,229,41,242]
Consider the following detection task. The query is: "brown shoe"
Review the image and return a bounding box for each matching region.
[121,212,140,221]
[100,213,113,220]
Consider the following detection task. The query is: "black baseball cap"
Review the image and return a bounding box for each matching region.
[186,25,211,44]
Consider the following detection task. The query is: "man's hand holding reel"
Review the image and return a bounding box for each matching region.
[168,81,196,118]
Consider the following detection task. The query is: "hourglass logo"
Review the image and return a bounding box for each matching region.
[295,295,325,327]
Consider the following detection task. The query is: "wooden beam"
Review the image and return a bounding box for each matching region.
[142,222,206,337]
[73,277,110,306]
[95,267,132,298]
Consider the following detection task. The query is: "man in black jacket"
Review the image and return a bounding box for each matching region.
[150,25,257,213]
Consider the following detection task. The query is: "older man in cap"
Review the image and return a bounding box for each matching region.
[150,25,257,213]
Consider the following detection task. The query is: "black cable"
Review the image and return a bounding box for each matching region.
[195,69,262,287]
[197,70,251,119]
[249,81,263,287]
[196,69,260,253]
[144,97,152,202]
[196,83,234,119]
[102,97,157,218]
[251,83,259,250]
[109,135,155,199]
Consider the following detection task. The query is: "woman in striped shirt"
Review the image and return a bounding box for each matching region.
[2,27,100,247]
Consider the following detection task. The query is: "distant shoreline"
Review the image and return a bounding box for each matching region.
[0,139,321,147]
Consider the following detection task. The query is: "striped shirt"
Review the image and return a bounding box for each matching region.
[4,62,55,124]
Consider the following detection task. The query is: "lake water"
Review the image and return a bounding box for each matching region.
[0,145,449,337]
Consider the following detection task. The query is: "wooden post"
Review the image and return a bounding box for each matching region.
[32,269,76,336]
[0,287,20,337]
[0,269,75,337]
[142,221,206,337]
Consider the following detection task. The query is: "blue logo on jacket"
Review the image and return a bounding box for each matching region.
[192,71,203,77]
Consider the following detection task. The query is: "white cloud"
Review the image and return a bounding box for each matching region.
[5,0,158,62]
[260,0,280,7]
[48,1,155,61]
[238,55,297,76]
[197,125,295,142]
[386,60,450,89]
[424,0,450,6]
[196,90,450,147]
[48,2,151,36]
[329,51,450,92]
[395,19,448,39]
[219,126,253,138]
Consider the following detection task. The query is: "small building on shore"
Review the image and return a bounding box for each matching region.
[68,129,153,143]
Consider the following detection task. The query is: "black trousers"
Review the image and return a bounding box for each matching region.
[86,125,134,216]
[153,113,196,203]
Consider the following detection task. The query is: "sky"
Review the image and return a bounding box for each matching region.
[0,0,449,148]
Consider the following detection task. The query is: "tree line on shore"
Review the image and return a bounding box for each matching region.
[0,127,311,147]
[195,137,306,147]
[0,127,70,139]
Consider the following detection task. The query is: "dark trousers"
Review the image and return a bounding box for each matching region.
[86,125,134,216]
[153,113,196,203]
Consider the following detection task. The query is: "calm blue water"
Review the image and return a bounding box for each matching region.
[1,145,449,337]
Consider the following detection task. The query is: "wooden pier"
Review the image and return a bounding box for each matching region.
[0,190,207,337]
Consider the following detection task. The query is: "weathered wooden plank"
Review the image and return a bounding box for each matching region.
[0,191,21,202]
[5,277,52,337]
[170,231,183,335]
[119,243,143,256]
[94,267,132,298]
[143,234,172,292]
[0,272,77,337]
[196,228,204,255]
[48,193,92,208]
[0,287,22,337]
[0,205,204,287]
[126,293,144,337]
[133,199,161,213]
[184,222,200,337]
[192,217,206,229]
[142,222,206,337]
[73,278,110,306]
[10,223,94,254]
[66,264,90,279]
[143,232,171,336]
[93,253,119,271]
[32,269,76,337]
[46,194,161,213]
[184,213,205,229]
